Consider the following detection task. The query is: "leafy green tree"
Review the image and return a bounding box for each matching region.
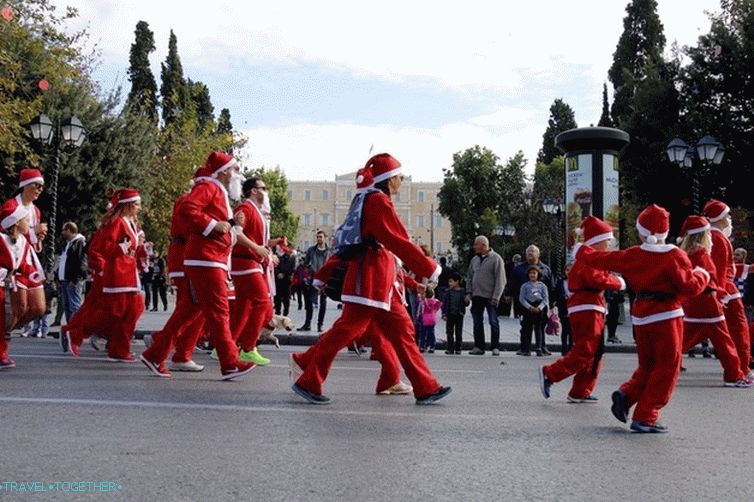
[537,99,577,164]
[189,80,215,131]
[438,146,505,260]
[159,30,192,126]
[247,166,300,243]
[598,83,614,127]
[126,21,158,123]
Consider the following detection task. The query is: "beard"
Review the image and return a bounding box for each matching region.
[227,173,243,201]
[261,191,272,216]
[723,224,733,238]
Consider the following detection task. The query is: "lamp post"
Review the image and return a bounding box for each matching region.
[28,114,86,271]
[543,198,565,279]
[666,135,724,214]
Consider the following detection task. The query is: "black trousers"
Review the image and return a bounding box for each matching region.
[152,281,168,309]
[445,313,464,352]
[520,308,546,352]
[274,278,291,316]
[304,285,327,328]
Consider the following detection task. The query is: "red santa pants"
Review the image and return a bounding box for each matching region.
[683,320,743,383]
[620,318,682,424]
[231,272,273,352]
[1,288,8,358]
[142,277,206,364]
[97,292,144,359]
[66,277,103,344]
[294,324,402,394]
[724,298,751,374]
[185,267,239,372]
[543,310,604,399]
[294,294,441,398]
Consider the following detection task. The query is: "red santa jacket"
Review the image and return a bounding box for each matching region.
[86,229,106,277]
[683,247,726,323]
[575,242,709,326]
[340,192,440,311]
[99,216,141,293]
[566,248,625,315]
[167,193,191,279]
[0,232,40,290]
[178,178,233,270]
[710,227,739,303]
[231,199,269,275]
[7,195,43,252]
[734,263,750,281]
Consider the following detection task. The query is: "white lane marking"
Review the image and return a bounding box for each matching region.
[8,354,485,374]
[0,396,505,420]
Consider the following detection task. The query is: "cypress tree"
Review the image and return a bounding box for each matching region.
[217,108,233,135]
[598,83,614,127]
[160,30,190,126]
[126,21,158,123]
[537,99,577,164]
[188,80,215,131]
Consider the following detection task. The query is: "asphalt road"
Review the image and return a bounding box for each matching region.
[1,337,753,501]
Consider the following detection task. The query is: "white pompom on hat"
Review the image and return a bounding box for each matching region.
[636,204,670,244]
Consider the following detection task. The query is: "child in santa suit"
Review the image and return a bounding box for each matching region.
[0,202,45,369]
[703,199,753,378]
[677,215,750,387]
[290,154,450,405]
[575,204,709,433]
[5,168,48,325]
[539,216,625,403]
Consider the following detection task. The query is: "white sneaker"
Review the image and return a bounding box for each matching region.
[288,353,303,382]
[90,335,107,351]
[143,334,153,348]
[378,381,413,395]
[168,360,205,372]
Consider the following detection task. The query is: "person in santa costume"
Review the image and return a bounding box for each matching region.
[732,247,754,364]
[574,204,710,433]
[676,215,751,387]
[140,170,211,375]
[703,199,753,378]
[289,167,415,396]
[538,216,625,403]
[0,202,45,369]
[142,151,254,380]
[59,188,145,361]
[229,176,279,366]
[5,168,48,325]
[290,153,450,405]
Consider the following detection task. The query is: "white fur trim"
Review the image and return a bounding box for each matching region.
[685,224,710,235]
[617,276,626,291]
[722,292,742,303]
[636,220,668,243]
[1,205,29,230]
[684,315,726,324]
[428,264,442,284]
[340,294,390,311]
[202,219,218,237]
[230,268,262,276]
[102,286,142,293]
[372,167,403,184]
[19,176,44,188]
[168,272,185,278]
[708,205,730,223]
[585,232,614,246]
[568,304,606,315]
[639,242,676,253]
[692,266,711,284]
[631,308,685,326]
[183,259,228,270]
[118,195,141,204]
[571,242,584,260]
[210,157,238,178]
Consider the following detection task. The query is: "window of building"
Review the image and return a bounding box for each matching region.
[287,189,293,200]
[322,190,329,201]
[304,190,311,201]
[417,215,425,228]
[321,213,330,226]
[417,191,425,202]
[435,214,443,228]
[346,189,353,201]
[303,213,311,226]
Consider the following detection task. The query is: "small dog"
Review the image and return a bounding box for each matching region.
[258,315,294,348]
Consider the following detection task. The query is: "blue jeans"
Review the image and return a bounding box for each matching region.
[470,296,500,351]
[420,324,436,349]
[60,280,83,322]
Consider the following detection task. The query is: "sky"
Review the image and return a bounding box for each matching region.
[59,0,721,181]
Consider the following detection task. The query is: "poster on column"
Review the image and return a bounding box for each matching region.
[565,154,592,255]
[603,154,620,250]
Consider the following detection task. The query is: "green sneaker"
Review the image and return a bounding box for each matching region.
[239,347,270,366]
[210,348,219,360]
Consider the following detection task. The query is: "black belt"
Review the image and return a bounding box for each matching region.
[636,291,675,301]
[170,236,186,244]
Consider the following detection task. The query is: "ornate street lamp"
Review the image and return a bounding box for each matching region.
[666,135,724,214]
[28,114,87,271]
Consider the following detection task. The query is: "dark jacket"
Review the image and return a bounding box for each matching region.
[58,235,88,282]
[503,260,553,316]
[442,288,467,316]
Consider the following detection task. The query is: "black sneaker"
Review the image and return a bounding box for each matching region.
[298,325,311,332]
[611,390,628,423]
[630,420,668,433]
[292,383,331,405]
[416,386,452,405]
[538,367,551,399]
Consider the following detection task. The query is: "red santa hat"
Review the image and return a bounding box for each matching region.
[19,168,44,188]
[365,153,402,184]
[355,167,374,192]
[111,188,141,206]
[193,166,212,179]
[636,204,669,244]
[679,215,710,237]
[580,216,614,246]
[703,199,730,223]
[1,200,29,230]
[204,151,237,178]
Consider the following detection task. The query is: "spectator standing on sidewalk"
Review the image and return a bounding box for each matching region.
[499,254,522,317]
[465,235,506,355]
[57,221,87,322]
[150,249,168,311]
[442,272,468,354]
[299,230,330,332]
